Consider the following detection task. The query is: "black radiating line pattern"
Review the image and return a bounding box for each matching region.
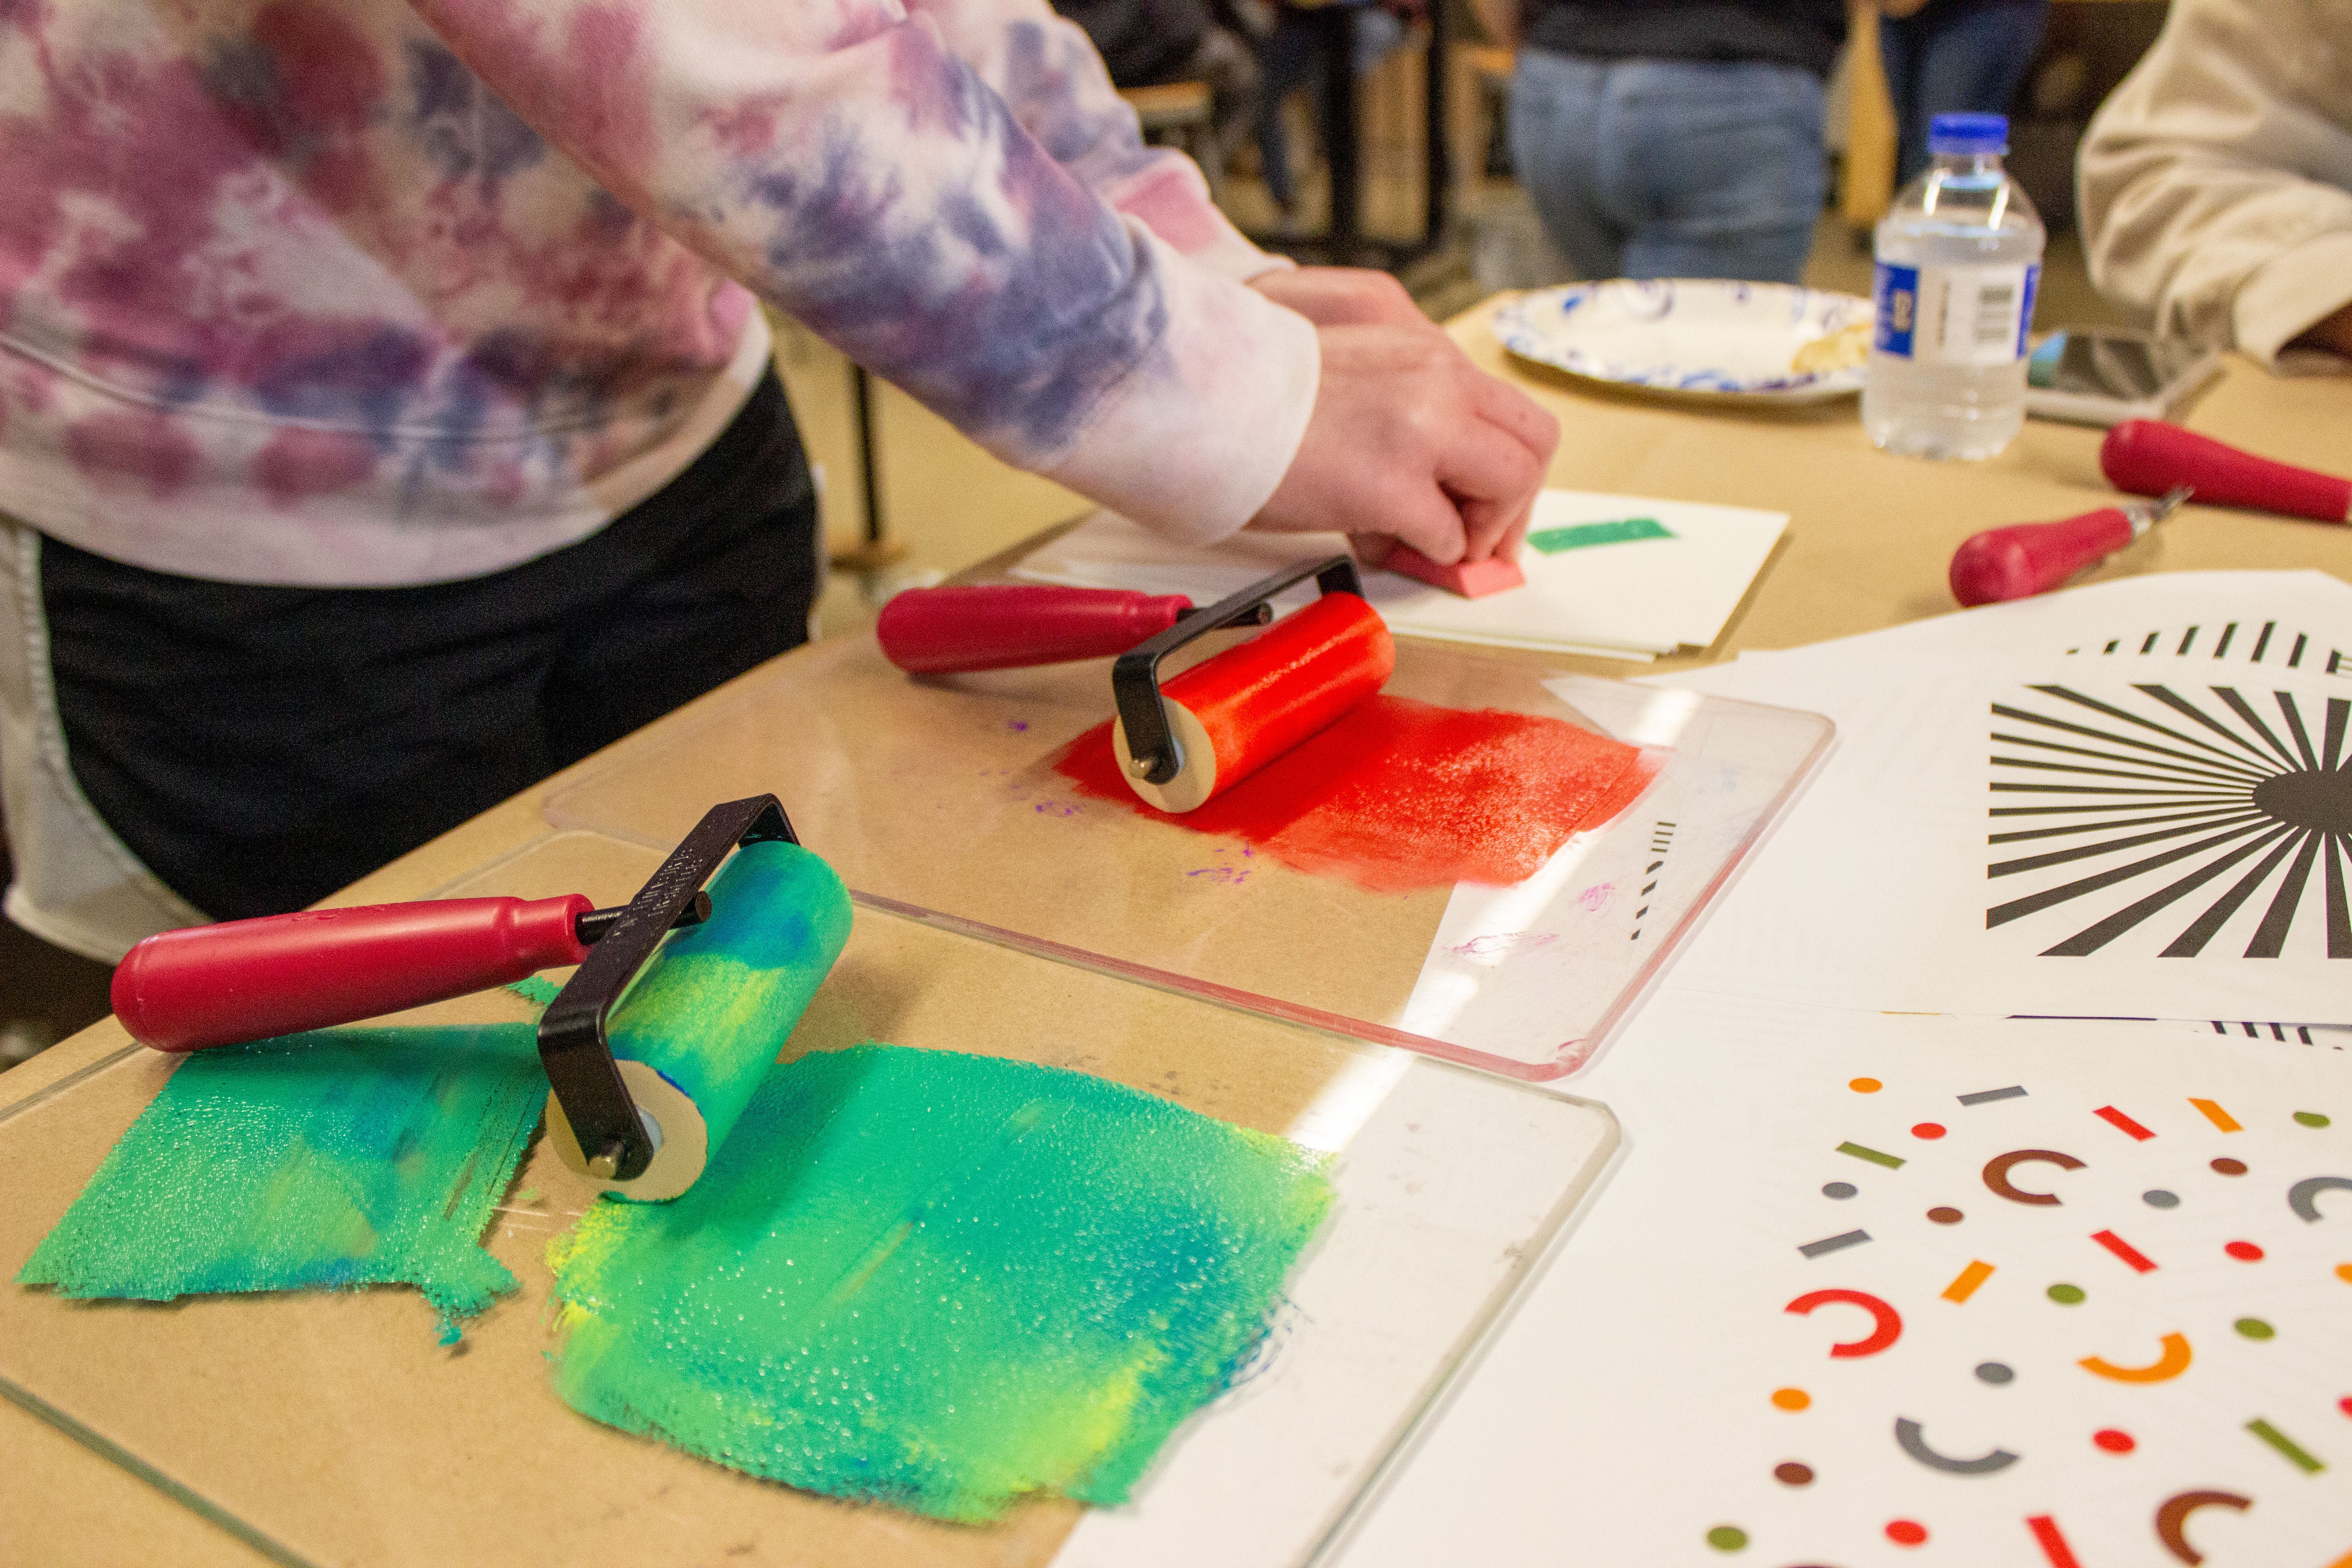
[1985,685,2352,959]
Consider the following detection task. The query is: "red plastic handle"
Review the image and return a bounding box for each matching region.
[1950,509,2135,607]
[2102,420,2352,523]
[112,895,594,1052]
[876,584,1193,673]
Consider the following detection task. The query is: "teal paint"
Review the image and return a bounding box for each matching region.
[19,1024,544,1338]
[598,839,852,1197]
[547,1043,1335,1522]
[1529,517,1676,553]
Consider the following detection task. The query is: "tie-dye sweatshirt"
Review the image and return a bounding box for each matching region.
[0,0,1316,586]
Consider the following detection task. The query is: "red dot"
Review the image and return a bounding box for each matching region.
[1912,1123,1947,1140]
[2225,1240,2264,1261]
[2093,1429,2136,1453]
[2339,1396,2352,1418]
[1886,1520,1928,1546]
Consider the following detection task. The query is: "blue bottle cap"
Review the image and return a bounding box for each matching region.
[1929,113,2009,155]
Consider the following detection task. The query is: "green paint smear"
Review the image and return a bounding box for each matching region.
[1529,516,1675,553]
[19,1024,544,1339]
[547,1043,1335,1522]
[507,974,562,1014]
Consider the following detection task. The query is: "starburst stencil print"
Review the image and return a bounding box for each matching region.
[1988,684,2352,959]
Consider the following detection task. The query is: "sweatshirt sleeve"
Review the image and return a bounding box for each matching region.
[2078,0,2352,371]
[404,0,1317,543]
[906,0,1291,283]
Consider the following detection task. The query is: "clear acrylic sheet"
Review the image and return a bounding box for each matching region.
[2,828,1618,1568]
[543,635,1834,1078]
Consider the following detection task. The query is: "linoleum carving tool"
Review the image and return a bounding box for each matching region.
[1112,555,1394,812]
[1948,485,2192,607]
[877,584,1195,673]
[2101,419,2352,523]
[111,796,851,1200]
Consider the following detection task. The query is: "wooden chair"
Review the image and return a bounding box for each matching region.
[1121,81,1223,201]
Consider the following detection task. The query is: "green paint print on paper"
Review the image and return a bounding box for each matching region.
[547,1043,1335,1522]
[19,1025,545,1339]
[1529,517,1675,553]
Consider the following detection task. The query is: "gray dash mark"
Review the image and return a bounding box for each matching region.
[1958,1085,2029,1107]
[1799,1229,1872,1259]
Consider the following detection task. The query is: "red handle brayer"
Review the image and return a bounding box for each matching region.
[1950,485,2191,608]
[2102,420,2352,524]
[876,584,1194,674]
[112,892,708,1053]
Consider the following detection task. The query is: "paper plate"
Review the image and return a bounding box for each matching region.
[1492,279,1872,403]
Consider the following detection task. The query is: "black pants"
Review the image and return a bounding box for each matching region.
[43,373,818,922]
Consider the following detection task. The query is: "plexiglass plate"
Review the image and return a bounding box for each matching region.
[2,829,1617,1568]
[543,635,1833,1078]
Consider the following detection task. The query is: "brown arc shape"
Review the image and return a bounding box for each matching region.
[2153,1490,2250,1565]
[1982,1148,2087,1205]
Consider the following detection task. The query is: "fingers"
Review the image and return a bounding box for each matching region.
[1465,366,1561,467]
[1431,407,1545,561]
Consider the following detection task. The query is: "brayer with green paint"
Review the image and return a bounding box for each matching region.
[110,795,853,1200]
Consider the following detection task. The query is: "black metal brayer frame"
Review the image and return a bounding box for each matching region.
[538,794,798,1181]
[1110,554,1362,788]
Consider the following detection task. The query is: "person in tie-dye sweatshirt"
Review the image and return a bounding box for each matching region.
[0,0,1554,959]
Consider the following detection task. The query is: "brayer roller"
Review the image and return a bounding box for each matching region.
[1111,555,1395,813]
[111,796,852,1201]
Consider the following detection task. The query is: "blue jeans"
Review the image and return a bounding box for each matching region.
[1507,53,1827,284]
[1881,0,2050,186]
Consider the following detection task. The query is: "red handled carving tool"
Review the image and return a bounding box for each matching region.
[877,584,1196,673]
[2101,419,2352,523]
[112,797,810,1185]
[1949,485,2192,607]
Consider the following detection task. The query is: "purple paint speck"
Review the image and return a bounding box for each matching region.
[1007,720,1029,732]
[1451,931,1559,960]
[1575,883,1614,911]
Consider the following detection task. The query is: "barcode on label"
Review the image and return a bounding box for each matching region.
[1974,284,2016,346]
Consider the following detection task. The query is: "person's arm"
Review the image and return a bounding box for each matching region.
[407,0,1552,560]
[407,0,1316,545]
[904,0,1281,281]
[2078,0,2352,371]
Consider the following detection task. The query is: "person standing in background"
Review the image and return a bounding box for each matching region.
[1877,0,2052,187]
[1494,0,1845,284]
[2078,0,2352,372]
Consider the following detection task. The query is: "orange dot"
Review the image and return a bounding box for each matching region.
[2336,1263,2352,1284]
[1772,1387,1811,1411]
[1849,1078,1883,1094]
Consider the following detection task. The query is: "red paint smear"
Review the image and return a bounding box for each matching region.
[1054,695,1656,893]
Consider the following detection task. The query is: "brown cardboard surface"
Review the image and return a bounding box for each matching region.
[9,296,2350,1562]
[0,833,1405,1568]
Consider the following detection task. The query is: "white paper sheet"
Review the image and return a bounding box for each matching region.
[1335,996,2352,1568]
[1009,491,1788,659]
[1637,572,2352,1022]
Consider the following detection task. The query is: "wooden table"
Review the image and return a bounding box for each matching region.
[8,299,2349,1566]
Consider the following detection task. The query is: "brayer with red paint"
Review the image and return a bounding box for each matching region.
[1948,485,2193,607]
[1110,555,1393,813]
[2100,419,2352,524]
[110,796,852,1199]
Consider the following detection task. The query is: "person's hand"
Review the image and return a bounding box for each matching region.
[1248,266,1429,330]
[1248,322,1559,566]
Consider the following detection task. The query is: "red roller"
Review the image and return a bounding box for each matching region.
[113,896,595,1052]
[2101,420,2351,524]
[877,584,1194,673]
[1112,591,1393,812]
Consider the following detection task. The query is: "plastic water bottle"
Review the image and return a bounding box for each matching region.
[1863,113,2045,460]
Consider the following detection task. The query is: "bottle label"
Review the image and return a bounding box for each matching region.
[1874,261,2039,366]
